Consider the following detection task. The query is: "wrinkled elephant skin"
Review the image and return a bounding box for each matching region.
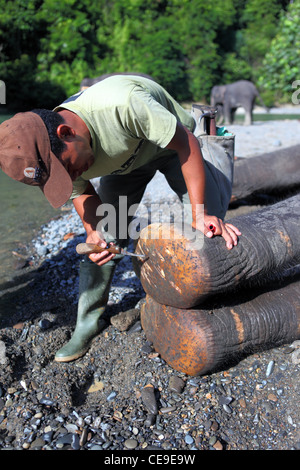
[141,277,300,376]
[231,145,300,201]
[135,195,300,309]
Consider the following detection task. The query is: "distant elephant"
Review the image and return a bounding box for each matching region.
[80,72,154,90]
[210,80,266,125]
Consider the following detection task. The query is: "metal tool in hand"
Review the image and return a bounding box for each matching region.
[76,243,146,259]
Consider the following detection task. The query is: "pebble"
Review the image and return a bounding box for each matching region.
[144,414,156,427]
[266,360,275,377]
[39,397,55,407]
[268,393,278,402]
[219,396,233,406]
[141,384,158,415]
[222,404,232,414]
[124,439,138,449]
[213,440,223,451]
[169,376,185,394]
[0,341,7,365]
[88,381,104,393]
[65,423,78,433]
[185,434,194,445]
[291,349,300,365]
[110,309,140,331]
[106,391,118,401]
[160,406,176,414]
[79,428,88,447]
[38,319,53,330]
[211,421,219,432]
[239,398,247,409]
[31,437,46,449]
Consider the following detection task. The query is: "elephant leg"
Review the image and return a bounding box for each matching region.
[244,111,252,125]
[216,105,224,124]
[230,107,237,124]
[223,102,232,125]
[244,101,254,125]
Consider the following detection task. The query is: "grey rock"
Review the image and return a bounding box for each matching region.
[169,376,185,394]
[124,438,138,449]
[141,384,158,415]
[0,341,7,365]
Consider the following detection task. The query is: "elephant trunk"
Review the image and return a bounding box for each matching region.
[231,145,300,202]
[135,195,300,308]
[141,276,300,376]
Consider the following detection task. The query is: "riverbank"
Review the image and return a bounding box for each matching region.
[0,118,299,451]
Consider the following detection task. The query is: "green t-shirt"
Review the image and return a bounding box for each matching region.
[54,75,195,199]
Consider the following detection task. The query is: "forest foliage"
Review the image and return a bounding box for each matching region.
[0,0,298,111]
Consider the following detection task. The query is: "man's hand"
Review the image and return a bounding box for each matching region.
[85,230,116,265]
[72,184,116,266]
[193,214,241,250]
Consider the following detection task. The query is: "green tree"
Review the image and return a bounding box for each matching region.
[240,0,287,67]
[216,0,289,85]
[0,0,66,110]
[258,0,300,105]
[169,0,236,101]
[95,0,190,100]
[36,0,106,95]
[34,0,237,102]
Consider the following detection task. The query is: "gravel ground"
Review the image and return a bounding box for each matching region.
[0,117,300,452]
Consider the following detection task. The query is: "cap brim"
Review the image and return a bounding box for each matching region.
[42,151,73,208]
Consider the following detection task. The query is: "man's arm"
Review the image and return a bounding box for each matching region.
[72,182,115,265]
[166,122,241,249]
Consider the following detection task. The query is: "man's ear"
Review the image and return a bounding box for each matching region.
[57,124,76,141]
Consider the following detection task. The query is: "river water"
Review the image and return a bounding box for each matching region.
[0,169,61,284]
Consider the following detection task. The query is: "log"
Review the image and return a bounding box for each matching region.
[231,145,300,202]
[135,194,300,308]
[141,276,300,376]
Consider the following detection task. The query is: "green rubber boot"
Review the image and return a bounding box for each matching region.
[55,257,115,362]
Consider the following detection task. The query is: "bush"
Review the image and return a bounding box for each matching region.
[257,0,300,104]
